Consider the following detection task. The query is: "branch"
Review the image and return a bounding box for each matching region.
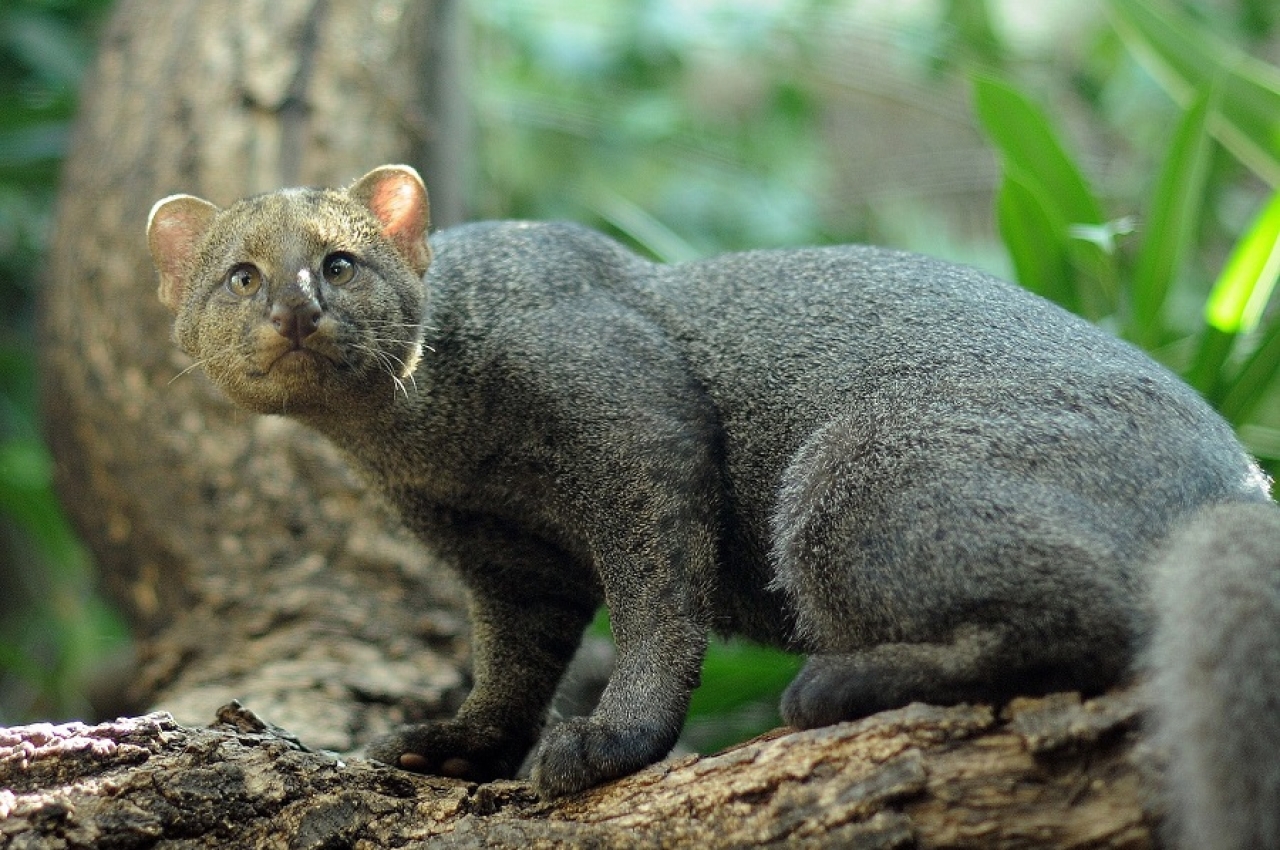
[1,690,1157,849]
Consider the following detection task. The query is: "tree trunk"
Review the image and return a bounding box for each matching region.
[39,0,470,750]
[24,1,1163,846]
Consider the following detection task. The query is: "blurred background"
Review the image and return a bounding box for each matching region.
[1,0,1277,755]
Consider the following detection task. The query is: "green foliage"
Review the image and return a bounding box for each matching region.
[470,0,835,258]
[683,641,802,754]
[973,0,1280,467]
[1128,89,1213,347]
[0,0,123,724]
[976,75,1117,319]
[1109,0,1280,184]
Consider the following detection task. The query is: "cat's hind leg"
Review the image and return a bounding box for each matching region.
[769,411,1138,728]
[780,626,1088,728]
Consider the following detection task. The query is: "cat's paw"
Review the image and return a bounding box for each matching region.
[529,716,676,798]
[366,720,527,783]
[780,655,886,729]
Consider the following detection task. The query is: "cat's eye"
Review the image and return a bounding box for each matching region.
[322,252,357,286]
[225,263,262,298]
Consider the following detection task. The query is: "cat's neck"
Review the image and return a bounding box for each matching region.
[299,380,416,452]
[292,368,465,494]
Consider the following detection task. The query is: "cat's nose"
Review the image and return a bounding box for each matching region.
[270,300,322,343]
[271,269,323,343]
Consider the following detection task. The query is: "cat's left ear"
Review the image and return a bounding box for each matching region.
[349,165,432,276]
[148,194,220,312]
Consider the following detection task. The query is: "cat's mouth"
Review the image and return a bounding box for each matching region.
[263,344,335,375]
[247,329,350,381]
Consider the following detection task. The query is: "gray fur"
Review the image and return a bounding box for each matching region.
[1148,503,1280,850]
[148,167,1278,846]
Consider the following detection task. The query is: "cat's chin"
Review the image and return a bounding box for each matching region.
[218,382,323,417]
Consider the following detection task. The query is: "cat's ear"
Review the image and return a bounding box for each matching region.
[348,165,432,276]
[148,194,220,312]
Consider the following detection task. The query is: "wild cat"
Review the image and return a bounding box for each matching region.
[148,166,1280,848]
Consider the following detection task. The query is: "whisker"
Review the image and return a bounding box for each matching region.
[171,336,260,383]
[168,358,210,385]
[350,340,420,401]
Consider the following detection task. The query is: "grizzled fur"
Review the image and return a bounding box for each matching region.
[149,166,1279,847]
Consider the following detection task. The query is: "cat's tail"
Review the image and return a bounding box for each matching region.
[1147,500,1280,850]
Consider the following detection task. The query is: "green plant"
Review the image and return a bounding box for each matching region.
[974,0,1280,470]
[470,0,834,258]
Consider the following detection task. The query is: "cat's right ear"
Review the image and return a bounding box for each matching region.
[147,194,219,312]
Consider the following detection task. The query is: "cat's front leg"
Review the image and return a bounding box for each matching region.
[367,527,599,784]
[528,524,714,798]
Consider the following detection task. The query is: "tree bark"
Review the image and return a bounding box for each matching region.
[2,691,1157,849]
[40,0,470,750]
[26,1,1163,847]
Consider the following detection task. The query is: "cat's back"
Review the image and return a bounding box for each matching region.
[647,241,1262,544]
[424,222,1253,506]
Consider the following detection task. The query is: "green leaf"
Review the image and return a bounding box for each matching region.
[995,169,1077,312]
[1239,423,1280,463]
[972,74,1117,318]
[1204,189,1280,335]
[1220,313,1280,424]
[1186,189,1280,402]
[586,188,701,263]
[972,75,1106,229]
[1108,0,1280,185]
[688,641,802,719]
[1129,89,1214,347]
[0,438,52,493]
[935,0,1006,73]
[1185,325,1236,400]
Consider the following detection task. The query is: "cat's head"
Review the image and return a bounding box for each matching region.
[147,165,431,417]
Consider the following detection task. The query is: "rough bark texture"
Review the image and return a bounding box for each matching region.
[1,692,1158,849]
[24,0,1164,847]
